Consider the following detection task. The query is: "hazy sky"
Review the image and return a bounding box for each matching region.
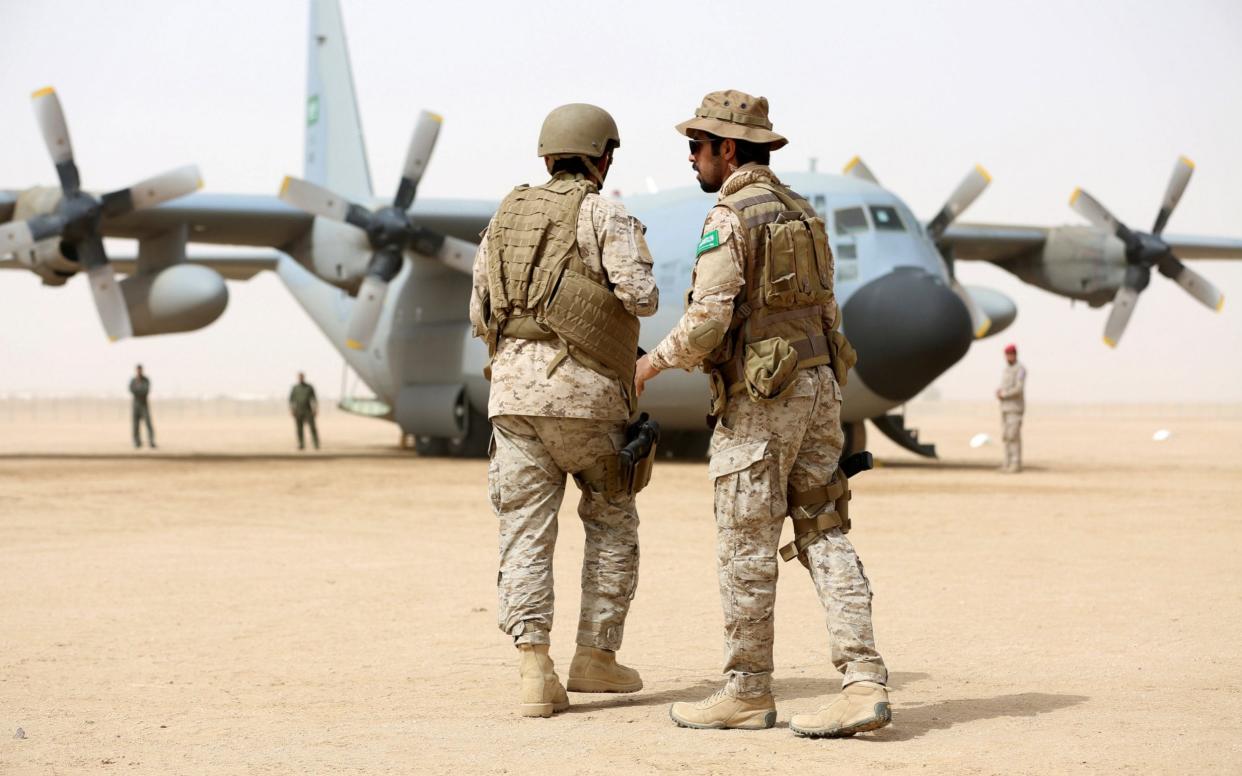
[2,0,1240,402]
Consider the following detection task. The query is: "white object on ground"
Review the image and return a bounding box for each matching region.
[1152,429,1172,442]
[970,433,991,448]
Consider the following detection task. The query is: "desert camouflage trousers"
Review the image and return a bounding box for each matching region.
[1002,411,1023,470]
[709,366,887,698]
[490,414,639,651]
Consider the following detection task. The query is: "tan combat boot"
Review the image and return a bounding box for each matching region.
[566,646,643,693]
[669,687,777,730]
[789,681,891,738]
[517,644,570,718]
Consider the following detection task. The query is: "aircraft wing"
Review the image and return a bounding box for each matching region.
[1161,234,1242,260]
[938,223,1048,263]
[99,192,492,249]
[102,193,313,247]
[0,251,282,280]
[942,222,1242,263]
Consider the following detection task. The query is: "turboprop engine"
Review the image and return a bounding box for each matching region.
[1027,225,1127,306]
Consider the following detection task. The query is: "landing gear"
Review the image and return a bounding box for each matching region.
[657,429,710,460]
[446,404,492,458]
[411,404,492,458]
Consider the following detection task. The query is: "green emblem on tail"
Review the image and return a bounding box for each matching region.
[697,230,720,256]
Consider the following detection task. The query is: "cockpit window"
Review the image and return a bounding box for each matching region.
[833,207,868,235]
[869,205,905,231]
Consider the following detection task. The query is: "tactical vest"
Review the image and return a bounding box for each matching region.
[708,180,857,403]
[484,173,641,405]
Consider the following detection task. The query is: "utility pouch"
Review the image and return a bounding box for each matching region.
[708,369,728,418]
[828,329,858,387]
[761,215,817,308]
[743,336,800,401]
[810,215,834,292]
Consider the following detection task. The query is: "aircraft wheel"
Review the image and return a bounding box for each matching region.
[413,435,449,456]
[446,405,492,458]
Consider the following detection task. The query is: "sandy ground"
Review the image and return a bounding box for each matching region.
[2,399,1241,775]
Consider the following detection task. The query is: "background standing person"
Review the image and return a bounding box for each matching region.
[289,372,319,450]
[635,90,890,738]
[129,365,155,449]
[997,344,1026,472]
[469,103,659,718]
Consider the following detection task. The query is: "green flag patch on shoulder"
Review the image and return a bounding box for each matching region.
[696,230,721,256]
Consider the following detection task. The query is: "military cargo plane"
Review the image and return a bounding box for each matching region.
[3,0,1240,459]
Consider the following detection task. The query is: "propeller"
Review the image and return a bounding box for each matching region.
[1069,157,1224,347]
[1,87,203,341]
[278,110,476,351]
[929,164,994,338]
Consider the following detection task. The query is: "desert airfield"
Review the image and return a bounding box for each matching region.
[2,399,1240,775]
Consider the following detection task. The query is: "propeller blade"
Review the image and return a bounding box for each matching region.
[434,234,478,276]
[927,164,992,239]
[842,156,878,184]
[31,87,80,193]
[1152,156,1194,235]
[1102,285,1140,348]
[85,263,132,341]
[279,176,373,229]
[951,278,992,339]
[101,165,204,218]
[394,111,443,210]
[1158,255,1224,311]
[345,274,390,351]
[1069,187,1135,245]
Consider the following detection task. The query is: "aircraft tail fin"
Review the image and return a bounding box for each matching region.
[304,0,373,202]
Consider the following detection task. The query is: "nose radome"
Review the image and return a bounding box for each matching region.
[842,267,973,402]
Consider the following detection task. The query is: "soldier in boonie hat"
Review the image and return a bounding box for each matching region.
[674,89,788,150]
[637,89,892,737]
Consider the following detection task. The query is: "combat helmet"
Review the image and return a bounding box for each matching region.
[537,103,620,159]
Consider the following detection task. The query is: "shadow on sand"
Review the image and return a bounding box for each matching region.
[564,671,1087,741]
[869,691,1088,742]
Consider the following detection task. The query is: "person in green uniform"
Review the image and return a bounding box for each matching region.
[289,372,319,450]
[129,364,155,449]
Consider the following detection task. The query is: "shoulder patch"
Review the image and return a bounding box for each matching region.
[697,230,721,256]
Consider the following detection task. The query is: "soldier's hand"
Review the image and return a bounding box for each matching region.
[635,354,660,398]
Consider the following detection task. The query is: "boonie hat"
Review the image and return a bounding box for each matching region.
[675,89,787,150]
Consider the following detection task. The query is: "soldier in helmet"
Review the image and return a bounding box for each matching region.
[635,90,890,737]
[468,104,659,718]
[997,343,1026,472]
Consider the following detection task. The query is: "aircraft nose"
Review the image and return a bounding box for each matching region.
[841,266,973,402]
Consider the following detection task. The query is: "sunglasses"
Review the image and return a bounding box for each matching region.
[688,138,714,154]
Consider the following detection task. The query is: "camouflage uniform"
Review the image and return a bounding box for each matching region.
[469,191,658,650]
[998,361,1026,471]
[651,164,887,698]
